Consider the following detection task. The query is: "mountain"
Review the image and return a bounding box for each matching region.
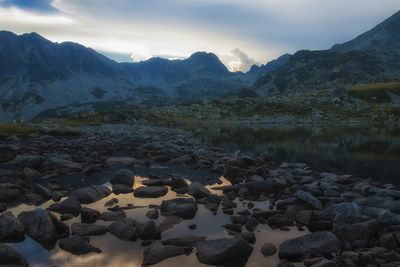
[0,31,252,122]
[254,10,400,94]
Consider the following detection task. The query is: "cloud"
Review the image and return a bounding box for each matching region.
[0,0,59,13]
[228,48,259,72]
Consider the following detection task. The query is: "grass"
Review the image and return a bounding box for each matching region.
[58,114,104,127]
[0,124,40,137]
[347,82,400,103]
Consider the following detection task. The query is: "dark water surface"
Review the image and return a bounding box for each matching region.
[186,124,400,187]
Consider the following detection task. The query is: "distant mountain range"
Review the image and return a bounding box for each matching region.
[0,10,399,122]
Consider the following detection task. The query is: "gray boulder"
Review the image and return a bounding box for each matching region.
[33,183,52,199]
[196,237,253,267]
[188,182,211,199]
[0,243,28,266]
[0,183,24,203]
[58,235,101,255]
[161,198,197,219]
[71,185,111,204]
[296,190,322,210]
[279,231,342,261]
[134,186,168,198]
[110,169,135,187]
[0,211,25,243]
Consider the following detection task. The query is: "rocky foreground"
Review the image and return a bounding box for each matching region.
[1,124,400,266]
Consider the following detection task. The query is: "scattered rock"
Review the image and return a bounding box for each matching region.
[296,190,322,210]
[146,209,159,220]
[112,183,133,194]
[162,235,206,247]
[33,183,52,199]
[105,157,139,168]
[58,235,101,255]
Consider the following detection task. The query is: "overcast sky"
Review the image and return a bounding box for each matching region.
[0,0,399,71]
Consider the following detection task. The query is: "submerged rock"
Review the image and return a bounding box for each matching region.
[71,185,111,204]
[142,242,192,266]
[0,243,28,266]
[160,198,197,219]
[0,211,25,243]
[279,231,342,261]
[58,235,101,255]
[196,237,253,267]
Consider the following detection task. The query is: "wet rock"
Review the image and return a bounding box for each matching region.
[33,183,52,199]
[18,208,69,250]
[196,237,253,267]
[296,190,322,210]
[112,184,133,194]
[188,182,211,199]
[105,156,139,168]
[142,242,192,266]
[43,156,83,170]
[0,243,28,266]
[110,169,135,187]
[161,198,197,219]
[162,235,206,247]
[81,207,100,223]
[231,215,249,225]
[157,216,183,232]
[134,186,168,198]
[71,185,111,204]
[47,196,81,216]
[279,231,342,261]
[71,223,107,236]
[261,242,277,256]
[108,219,137,241]
[146,209,159,220]
[0,211,25,243]
[0,183,24,203]
[59,235,101,255]
[99,211,127,221]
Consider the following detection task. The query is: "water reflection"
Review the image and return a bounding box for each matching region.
[7,168,306,267]
[186,124,400,187]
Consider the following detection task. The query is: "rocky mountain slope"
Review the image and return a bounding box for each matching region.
[0,31,252,122]
[254,10,400,94]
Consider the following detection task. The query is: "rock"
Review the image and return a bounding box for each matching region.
[161,198,197,219]
[334,223,369,242]
[136,220,158,240]
[157,216,184,232]
[99,211,127,221]
[279,231,342,261]
[188,182,211,199]
[71,185,111,204]
[110,169,135,186]
[169,177,189,189]
[0,203,7,213]
[134,186,168,198]
[296,190,322,210]
[51,191,63,202]
[196,237,253,267]
[105,157,139,168]
[0,243,28,266]
[169,154,193,165]
[142,242,192,266]
[10,154,43,169]
[261,242,277,256]
[0,183,24,203]
[295,210,313,225]
[43,156,83,170]
[58,235,101,255]
[47,197,81,216]
[238,232,256,244]
[146,209,159,220]
[71,223,107,236]
[81,207,100,223]
[18,208,69,249]
[245,217,258,232]
[162,235,206,247]
[108,219,137,241]
[112,184,133,194]
[60,214,74,221]
[104,198,119,207]
[277,259,295,267]
[33,183,52,199]
[223,224,242,233]
[0,211,25,242]
[188,224,197,230]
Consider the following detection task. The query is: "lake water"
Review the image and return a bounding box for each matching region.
[186,123,400,187]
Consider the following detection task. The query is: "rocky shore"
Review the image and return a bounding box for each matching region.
[1,123,400,266]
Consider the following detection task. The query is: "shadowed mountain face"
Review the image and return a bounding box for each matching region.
[0,31,252,122]
[254,10,400,94]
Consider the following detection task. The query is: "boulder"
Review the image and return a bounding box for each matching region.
[105,157,139,168]
[296,190,322,210]
[47,197,81,216]
[99,211,127,221]
[188,182,211,199]
[71,185,111,204]
[146,209,159,220]
[108,219,137,241]
[18,209,69,250]
[279,231,342,261]
[81,207,100,223]
[261,242,277,257]
[112,184,133,194]
[0,243,28,266]
[0,211,25,243]
[196,237,253,267]
[142,242,192,266]
[134,186,168,198]
[136,220,158,240]
[43,156,83,170]
[71,223,107,236]
[160,198,197,219]
[162,235,206,247]
[0,183,24,203]
[58,235,101,255]
[33,183,52,199]
[110,169,135,187]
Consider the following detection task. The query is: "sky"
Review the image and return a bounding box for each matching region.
[0,0,399,72]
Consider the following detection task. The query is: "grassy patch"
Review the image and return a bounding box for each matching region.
[58,114,104,127]
[0,124,40,137]
[347,82,400,103]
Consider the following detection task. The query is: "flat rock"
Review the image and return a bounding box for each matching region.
[71,223,107,236]
[58,235,101,255]
[0,211,25,243]
[279,231,342,261]
[134,186,168,198]
[160,198,197,219]
[110,169,135,187]
[71,185,111,204]
[0,243,28,266]
[142,242,192,266]
[196,237,253,267]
